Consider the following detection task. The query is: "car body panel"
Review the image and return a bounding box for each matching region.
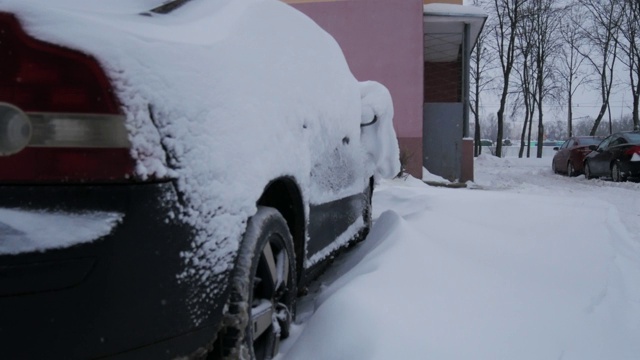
[307,191,367,260]
[0,183,221,359]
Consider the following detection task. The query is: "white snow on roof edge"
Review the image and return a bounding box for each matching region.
[423,3,487,18]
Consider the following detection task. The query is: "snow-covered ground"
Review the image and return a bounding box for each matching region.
[277,155,640,360]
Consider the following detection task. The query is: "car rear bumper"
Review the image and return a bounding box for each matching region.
[620,160,640,178]
[0,182,228,359]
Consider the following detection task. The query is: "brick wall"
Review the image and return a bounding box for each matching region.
[424,60,461,103]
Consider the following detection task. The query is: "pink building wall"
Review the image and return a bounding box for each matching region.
[290,0,424,177]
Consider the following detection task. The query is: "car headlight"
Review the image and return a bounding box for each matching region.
[0,102,32,156]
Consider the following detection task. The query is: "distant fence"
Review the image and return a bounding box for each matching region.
[479,146,558,158]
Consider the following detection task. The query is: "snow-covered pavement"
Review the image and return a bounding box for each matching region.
[277,155,640,360]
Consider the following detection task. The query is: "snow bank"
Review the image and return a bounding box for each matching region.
[422,166,449,183]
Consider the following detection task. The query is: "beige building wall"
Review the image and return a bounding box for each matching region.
[287,0,462,4]
[284,0,343,3]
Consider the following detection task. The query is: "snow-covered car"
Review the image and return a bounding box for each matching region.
[0,0,399,359]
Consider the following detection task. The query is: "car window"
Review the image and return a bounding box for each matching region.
[625,132,640,143]
[597,136,612,150]
[560,140,570,149]
[609,137,627,147]
[578,138,602,146]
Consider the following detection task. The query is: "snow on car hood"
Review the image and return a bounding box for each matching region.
[0,0,399,321]
[0,208,123,255]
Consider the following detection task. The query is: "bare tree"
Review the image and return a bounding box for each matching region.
[545,119,567,140]
[573,116,595,136]
[490,0,526,157]
[470,1,495,157]
[481,113,500,141]
[531,0,562,158]
[615,114,636,132]
[513,6,538,158]
[618,0,640,130]
[575,0,623,136]
[480,113,513,147]
[558,5,591,138]
[513,0,561,158]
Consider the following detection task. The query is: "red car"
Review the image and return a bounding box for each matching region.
[552,136,603,176]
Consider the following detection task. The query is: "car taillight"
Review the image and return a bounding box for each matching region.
[0,12,136,183]
[624,146,640,156]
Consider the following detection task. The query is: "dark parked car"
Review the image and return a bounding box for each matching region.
[583,131,640,182]
[0,1,399,359]
[551,136,603,176]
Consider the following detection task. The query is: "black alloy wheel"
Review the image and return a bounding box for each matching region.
[214,207,296,360]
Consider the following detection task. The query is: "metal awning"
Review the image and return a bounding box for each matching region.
[423,4,487,62]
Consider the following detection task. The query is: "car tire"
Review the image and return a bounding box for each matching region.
[213,206,296,360]
[552,160,558,174]
[611,161,626,182]
[364,180,373,230]
[567,162,576,177]
[354,179,373,243]
[584,161,594,179]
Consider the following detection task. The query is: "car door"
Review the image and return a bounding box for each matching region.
[589,135,613,176]
[555,138,572,170]
[608,135,629,163]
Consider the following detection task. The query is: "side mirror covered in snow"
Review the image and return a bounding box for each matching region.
[358,81,400,180]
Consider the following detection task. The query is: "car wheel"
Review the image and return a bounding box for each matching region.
[611,162,626,182]
[552,160,558,174]
[584,161,593,179]
[567,162,575,177]
[214,206,296,360]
